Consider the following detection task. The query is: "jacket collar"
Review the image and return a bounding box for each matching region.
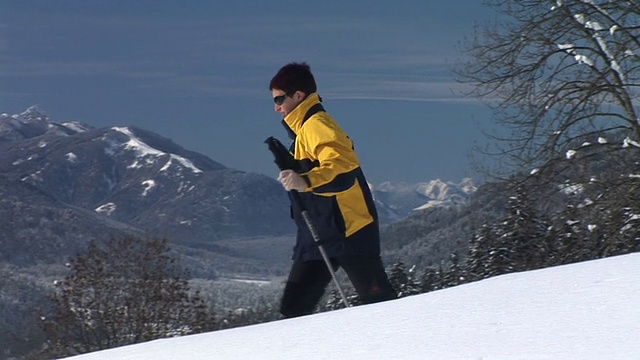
[283,93,322,136]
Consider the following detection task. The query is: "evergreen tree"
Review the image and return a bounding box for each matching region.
[466,186,552,279]
[548,204,588,265]
[322,289,359,311]
[42,236,214,357]
[620,204,640,254]
[388,262,420,298]
[498,186,551,271]
[466,224,497,280]
[441,253,467,288]
[551,175,640,264]
[418,266,443,293]
[597,179,640,256]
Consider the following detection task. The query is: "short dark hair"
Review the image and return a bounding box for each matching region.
[269,62,317,95]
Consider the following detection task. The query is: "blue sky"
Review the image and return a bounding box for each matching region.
[1,0,498,184]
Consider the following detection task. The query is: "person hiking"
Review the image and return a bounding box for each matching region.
[269,62,397,318]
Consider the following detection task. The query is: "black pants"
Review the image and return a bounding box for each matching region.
[279,255,397,318]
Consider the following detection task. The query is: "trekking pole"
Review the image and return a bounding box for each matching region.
[265,136,351,308]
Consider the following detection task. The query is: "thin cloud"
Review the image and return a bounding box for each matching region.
[325,80,478,104]
[0,60,171,78]
[1,9,474,103]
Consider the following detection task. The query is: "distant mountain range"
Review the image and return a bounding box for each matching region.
[0,106,294,269]
[371,178,476,223]
[0,106,476,272]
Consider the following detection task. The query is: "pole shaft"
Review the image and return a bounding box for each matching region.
[300,210,351,308]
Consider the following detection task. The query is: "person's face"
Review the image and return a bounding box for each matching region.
[272,89,304,117]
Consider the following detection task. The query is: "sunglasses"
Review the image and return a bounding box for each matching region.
[273,94,289,106]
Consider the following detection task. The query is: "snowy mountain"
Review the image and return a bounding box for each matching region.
[372,178,476,223]
[0,106,480,275]
[0,107,295,265]
[66,253,640,359]
[0,106,92,142]
[0,106,473,266]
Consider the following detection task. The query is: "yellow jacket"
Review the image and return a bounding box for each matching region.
[282,93,380,261]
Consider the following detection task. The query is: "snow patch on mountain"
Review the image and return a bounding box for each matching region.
[66,152,78,163]
[141,180,156,196]
[95,202,117,216]
[177,181,196,194]
[112,127,203,174]
[21,171,43,183]
[62,121,92,133]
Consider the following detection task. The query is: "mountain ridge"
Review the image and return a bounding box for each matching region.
[0,105,479,278]
[371,178,475,221]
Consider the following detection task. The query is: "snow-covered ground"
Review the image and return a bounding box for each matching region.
[66,253,640,360]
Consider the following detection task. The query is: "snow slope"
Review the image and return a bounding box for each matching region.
[66,253,640,360]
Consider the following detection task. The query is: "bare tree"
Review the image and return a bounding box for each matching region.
[457,0,640,175]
